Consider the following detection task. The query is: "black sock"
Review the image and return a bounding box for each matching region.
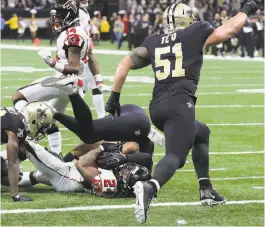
[198,178,212,190]
[29,171,38,185]
[148,180,158,196]
[92,88,102,95]
[63,152,75,162]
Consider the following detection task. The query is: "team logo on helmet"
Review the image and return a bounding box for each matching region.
[37,108,47,120]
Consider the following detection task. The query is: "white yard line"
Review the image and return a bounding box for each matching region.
[154,151,265,156]
[253,186,265,189]
[1,200,264,214]
[211,176,264,181]
[1,44,264,62]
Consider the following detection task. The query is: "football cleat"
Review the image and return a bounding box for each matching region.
[41,75,83,96]
[200,187,226,206]
[133,181,154,223]
[96,82,112,93]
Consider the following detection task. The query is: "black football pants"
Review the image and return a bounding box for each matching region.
[150,94,196,188]
[54,94,151,144]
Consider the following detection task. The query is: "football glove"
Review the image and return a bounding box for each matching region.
[97,152,126,170]
[12,194,32,202]
[105,91,121,117]
[38,50,55,67]
[239,0,258,16]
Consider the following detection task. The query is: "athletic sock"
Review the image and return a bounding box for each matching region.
[149,179,160,197]
[92,88,105,118]
[14,100,27,112]
[47,125,62,155]
[148,128,165,148]
[63,152,80,162]
[34,170,51,186]
[19,171,37,187]
[198,178,212,190]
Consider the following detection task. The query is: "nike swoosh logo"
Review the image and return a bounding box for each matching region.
[65,82,74,86]
[209,193,215,199]
[113,157,120,163]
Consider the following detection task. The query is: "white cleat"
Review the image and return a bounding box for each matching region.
[41,75,83,96]
[96,82,112,93]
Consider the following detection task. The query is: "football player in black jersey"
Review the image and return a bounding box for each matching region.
[1,102,53,201]
[104,0,259,223]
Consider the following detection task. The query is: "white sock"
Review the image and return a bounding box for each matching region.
[92,94,105,118]
[48,131,62,155]
[14,100,27,112]
[19,172,33,187]
[94,74,103,82]
[149,179,161,192]
[34,170,51,186]
[148,128,165,148]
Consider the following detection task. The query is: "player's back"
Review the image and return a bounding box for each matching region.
[1,107,27,144]
[56,25,90,76]
[142,21,214,104]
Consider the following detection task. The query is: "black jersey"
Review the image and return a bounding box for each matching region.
[1,107,27,144]
[142,21,214,104]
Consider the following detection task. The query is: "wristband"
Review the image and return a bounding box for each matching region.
[53,62,65,73]
[94,74,103,82]
[99,145,104,152]
[239,5,254,16]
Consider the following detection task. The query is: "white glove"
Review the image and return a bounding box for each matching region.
[38,50,55,66]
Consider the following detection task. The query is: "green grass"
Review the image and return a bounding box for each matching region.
[0,42,264,226]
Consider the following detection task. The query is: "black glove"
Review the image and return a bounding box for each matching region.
[12,194,32,202]
[239,0,258,16]
[97,152,126,170]
[105,91,121,117]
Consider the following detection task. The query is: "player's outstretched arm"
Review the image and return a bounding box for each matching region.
[204,0,258,48]
[105,47,151,116]
[6,131,20,197]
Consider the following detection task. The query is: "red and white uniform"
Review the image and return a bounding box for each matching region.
[25,140,117,194]
[18,25,90,113]
[79,8,91,36]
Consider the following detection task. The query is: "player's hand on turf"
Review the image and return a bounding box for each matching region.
[12,194,32,202]
[105,91,121,117]
[240,0,258,16]
[38,50,55,67]
[100,152,126,170]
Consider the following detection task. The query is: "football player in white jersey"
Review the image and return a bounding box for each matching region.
[11,0,101,161]
[9,140,151,197]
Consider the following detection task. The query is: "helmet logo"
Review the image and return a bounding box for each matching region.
[63,0,78,14]
[37,108,47,120]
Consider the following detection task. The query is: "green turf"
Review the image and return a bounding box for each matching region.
[0,43,264,226]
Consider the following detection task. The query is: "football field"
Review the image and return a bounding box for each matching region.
[1,42,264,226]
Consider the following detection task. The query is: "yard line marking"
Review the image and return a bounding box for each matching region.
[237,89,265,94]
[211,176,264,181]
[253,186,265,189]
[1,200,264,214]
[1,44,264,62]
[154,151,265,156]
[179,168,226,172]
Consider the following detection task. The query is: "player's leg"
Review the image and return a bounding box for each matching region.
[25,141,84,192]
[84,66,105,118]
[134,94,196,223]
[19,170,51,187]
[192,120,226,205]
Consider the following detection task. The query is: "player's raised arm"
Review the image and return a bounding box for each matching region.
[105,47,151,116]
[204,0,258,48]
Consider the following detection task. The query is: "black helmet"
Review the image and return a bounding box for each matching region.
[50,0,80,32]
[115,163,151,197]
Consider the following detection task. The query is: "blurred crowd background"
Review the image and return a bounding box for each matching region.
[1,0,264,57]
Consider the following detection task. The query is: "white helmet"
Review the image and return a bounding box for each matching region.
[21,102,53,140]
[163,2,195,34]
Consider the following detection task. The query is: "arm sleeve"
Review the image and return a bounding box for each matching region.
[126,153,153,170]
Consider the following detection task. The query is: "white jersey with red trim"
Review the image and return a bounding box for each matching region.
[79,8,91,35]
[55,25,89,77]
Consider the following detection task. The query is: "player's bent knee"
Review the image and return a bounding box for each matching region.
[12,91,27,105]
[179,156,187,169]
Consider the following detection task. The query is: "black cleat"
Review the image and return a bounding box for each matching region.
[133,181,154,223]
[200,187,226,206]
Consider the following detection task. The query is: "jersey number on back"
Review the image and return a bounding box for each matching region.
[155,43,185,81]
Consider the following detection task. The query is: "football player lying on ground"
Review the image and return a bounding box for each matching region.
[33,77,224,204]
[6,140,153,197]
[1,102,53,201]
